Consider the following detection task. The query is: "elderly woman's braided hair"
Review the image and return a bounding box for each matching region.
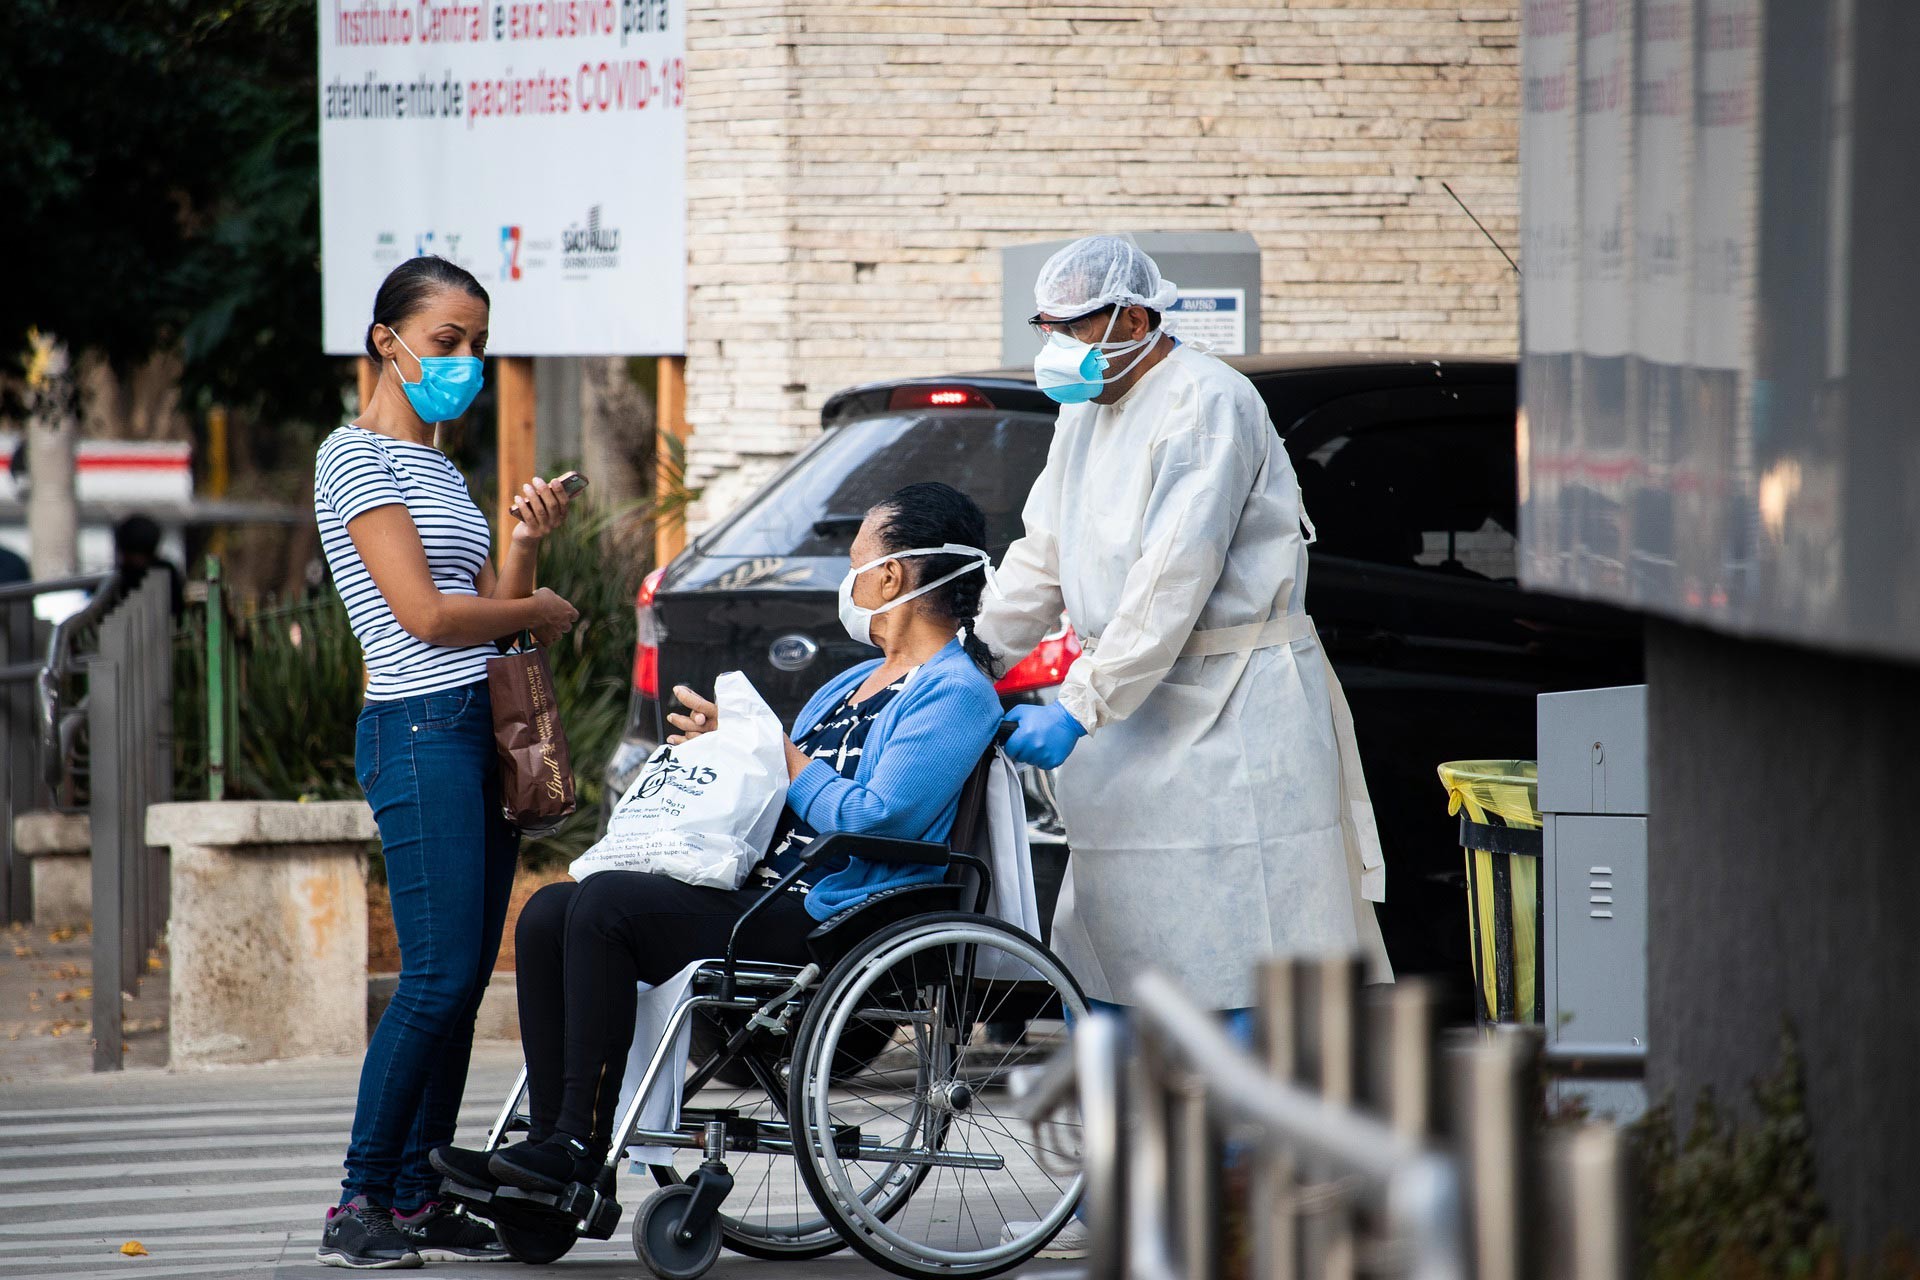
[870,482,1000,678]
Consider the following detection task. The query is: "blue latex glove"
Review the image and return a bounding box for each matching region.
[1000,703,1087,770]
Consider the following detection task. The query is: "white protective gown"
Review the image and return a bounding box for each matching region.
[977,342,1391,1008]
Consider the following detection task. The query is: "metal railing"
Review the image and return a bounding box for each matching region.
[1025,959,1633,1280]
[0,571,117,922]
[85,574,173,1069]
[0,571,173,1068]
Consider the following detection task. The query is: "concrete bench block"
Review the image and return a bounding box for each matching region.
[148,801,377,1068]
[370,971,521,1042]
[12,811,92,928]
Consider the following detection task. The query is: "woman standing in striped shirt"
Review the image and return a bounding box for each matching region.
[312,256,580,1269]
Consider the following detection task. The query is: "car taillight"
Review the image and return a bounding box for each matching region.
[634,566,667,699]
[887,385,993,412]
[994,625,1082,696]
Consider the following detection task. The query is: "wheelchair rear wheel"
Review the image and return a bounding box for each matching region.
[789,913,1087,1279]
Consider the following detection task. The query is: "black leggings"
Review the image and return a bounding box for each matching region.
[514,873,818,1151]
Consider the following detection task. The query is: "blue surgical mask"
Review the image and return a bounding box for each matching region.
[387,328,484,423]
[1030,310,1161,405]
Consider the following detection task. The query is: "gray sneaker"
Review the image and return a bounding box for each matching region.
[317,1197,424,1269]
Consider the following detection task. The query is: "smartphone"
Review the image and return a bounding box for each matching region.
[510,471,589,519]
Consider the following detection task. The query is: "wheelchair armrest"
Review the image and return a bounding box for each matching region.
[802,831,950,868]
[721,861,812,999]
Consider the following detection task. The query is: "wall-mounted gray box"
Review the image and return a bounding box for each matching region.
[1000,232,1262,368]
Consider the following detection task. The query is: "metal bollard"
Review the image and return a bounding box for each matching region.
[1296,957,1360,1280]
[1126,1034,1179,1280]
[1367,978,1442,1142]
[1253,958,1299,1280]
[1448,1026,1542,1280]
[1541,1123,1631,1280]
[1171,1072,1222,1280]
[1297,955,1361,1104]
[1075,1011,1128,1280]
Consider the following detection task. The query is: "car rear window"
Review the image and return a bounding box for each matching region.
[699,411,1055,558]
[1299,415,1519,582]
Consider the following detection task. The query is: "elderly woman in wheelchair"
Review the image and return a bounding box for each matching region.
[430,482,1087,1278]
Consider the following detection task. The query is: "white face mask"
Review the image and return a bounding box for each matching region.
[837,544,996,647]
[1031,308,1163,404]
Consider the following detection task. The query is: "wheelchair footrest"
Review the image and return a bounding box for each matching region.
[439,1176,624,1241]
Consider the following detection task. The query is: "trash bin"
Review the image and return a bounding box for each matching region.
[1438,760,1542,1025]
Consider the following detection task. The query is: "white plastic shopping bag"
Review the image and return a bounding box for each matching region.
[570,671,788,890]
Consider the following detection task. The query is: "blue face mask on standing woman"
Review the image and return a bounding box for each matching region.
[386,327,485,423]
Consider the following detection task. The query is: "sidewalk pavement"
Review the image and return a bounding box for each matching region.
[0,921,168,1086]
[0,1041,1084,1280]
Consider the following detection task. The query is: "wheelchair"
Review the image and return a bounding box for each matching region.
[440,751,1088,1279]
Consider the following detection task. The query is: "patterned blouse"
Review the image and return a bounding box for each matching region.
[757,669,914,886]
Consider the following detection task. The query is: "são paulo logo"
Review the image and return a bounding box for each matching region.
[561,205,621,272]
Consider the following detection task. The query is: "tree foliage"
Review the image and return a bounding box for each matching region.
[0,0,346,425]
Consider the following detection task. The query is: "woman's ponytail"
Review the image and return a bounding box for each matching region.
[871,482,1002,679]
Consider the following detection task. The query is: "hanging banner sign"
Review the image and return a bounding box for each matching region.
[318,0,687,356]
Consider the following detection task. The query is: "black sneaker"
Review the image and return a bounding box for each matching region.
[488,1134,598,1194]
[317,1196,424,1269]
[428,1144,503,1193]
[394,1200,509,1262]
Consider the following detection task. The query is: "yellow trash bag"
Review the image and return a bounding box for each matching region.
[1438,761,1541,1024]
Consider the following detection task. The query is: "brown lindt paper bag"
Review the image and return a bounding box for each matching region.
[488,645,576,831]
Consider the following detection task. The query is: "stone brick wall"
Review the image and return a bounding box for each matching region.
[682,2,1520,528]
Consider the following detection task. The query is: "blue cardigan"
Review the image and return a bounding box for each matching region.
[785,638,1003,920]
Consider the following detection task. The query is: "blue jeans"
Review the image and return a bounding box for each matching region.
[341,681,519,1210]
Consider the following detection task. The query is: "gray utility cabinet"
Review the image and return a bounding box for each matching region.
[1538,684,1648,1116]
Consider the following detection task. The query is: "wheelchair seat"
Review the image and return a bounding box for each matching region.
[805,882,966,968]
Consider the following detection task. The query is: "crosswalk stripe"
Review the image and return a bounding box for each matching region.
[0,1175,339,1212]
[8,1257,304,1280]
[0,1230,299,1255]
[0,1113,358,1140]
[0,1134,349,1162]
[0,1097,359,1123]
[0,1106,495,1147]
[0,1152,346,1187]
[0,1203,327,1236]
[0,1243,289,1270]
[0,1112,496,1164]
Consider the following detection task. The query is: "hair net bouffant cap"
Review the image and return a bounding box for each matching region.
[1033,234,1180,319]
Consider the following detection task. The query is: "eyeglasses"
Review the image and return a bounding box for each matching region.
[1026,306,1115,337]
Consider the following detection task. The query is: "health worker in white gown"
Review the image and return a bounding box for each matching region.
[977,235,1391,1010]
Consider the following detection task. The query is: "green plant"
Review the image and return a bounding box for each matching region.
[1635,1026,1919,1280]
[230,593,364,803]
[512,499,646,865]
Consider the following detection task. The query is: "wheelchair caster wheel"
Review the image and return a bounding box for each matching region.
[635,1184,723,1280]
[495,1215,578,1265]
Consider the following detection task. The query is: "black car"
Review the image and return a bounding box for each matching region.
[609,354,1642,988]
